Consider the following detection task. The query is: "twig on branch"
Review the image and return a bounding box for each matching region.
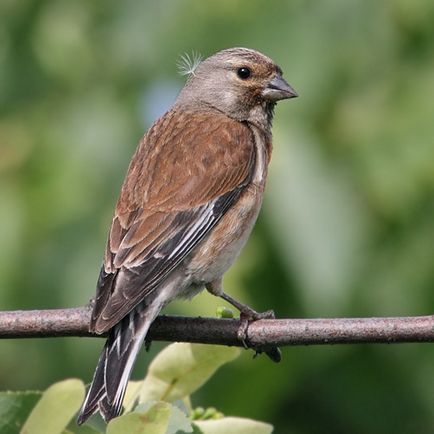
[1,306,434,348]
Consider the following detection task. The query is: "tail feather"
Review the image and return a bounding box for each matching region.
[76,344,108,424]
[77,303,160,425]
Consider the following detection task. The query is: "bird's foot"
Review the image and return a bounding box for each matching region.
[206,281,281,363]
[237,308,281,363]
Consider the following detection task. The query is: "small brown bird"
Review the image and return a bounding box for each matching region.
[77,47,297,424]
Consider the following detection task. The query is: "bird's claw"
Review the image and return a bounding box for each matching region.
[237,309,281,363]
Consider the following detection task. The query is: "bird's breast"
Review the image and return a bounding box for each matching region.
[184,123,270,286]
[186,182,263,285]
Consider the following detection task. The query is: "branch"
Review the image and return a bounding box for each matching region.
[1,306,434,349]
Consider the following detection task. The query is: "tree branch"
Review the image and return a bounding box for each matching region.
[1,306,434,349]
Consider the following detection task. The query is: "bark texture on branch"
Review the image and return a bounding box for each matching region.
[1,306,434,348]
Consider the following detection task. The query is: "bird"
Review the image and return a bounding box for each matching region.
[77,47,298,425]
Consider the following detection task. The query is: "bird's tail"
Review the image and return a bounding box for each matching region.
[77,303,159,425]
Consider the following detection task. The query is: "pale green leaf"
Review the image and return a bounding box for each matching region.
[107,401,172,434]
[122,380,143,413]
[0,391,41,434]
[139,343,240,403]
[64,424,101,434]
[20,379,85,434]
[133,401,192,434]
[166,403,192,434]
[194,417,273,434]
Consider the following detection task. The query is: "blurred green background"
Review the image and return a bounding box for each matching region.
[1,1,434,433]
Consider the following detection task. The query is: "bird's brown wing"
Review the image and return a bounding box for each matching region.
[91,109,255,333]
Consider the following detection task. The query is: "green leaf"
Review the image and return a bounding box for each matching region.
[21,379,85,434]
[122,381,143,413]
[194,417,273,434]
[107,401,192,434]
[139,343,240,403]
[133,401,192,434]
[166,403,192,434]
[0,391,41,434]
[64,423,102,434]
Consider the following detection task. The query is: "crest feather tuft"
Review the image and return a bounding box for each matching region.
[177,51,202,77]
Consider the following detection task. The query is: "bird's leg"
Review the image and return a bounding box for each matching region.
[206,279,281,363]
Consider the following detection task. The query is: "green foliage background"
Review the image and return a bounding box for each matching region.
[1,1,433,433]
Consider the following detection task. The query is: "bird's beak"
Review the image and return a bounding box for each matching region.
[262,75,298,101]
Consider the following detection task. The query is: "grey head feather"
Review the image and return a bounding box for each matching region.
[175,47,280,130]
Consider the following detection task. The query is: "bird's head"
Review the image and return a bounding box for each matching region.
[176,47,298,129]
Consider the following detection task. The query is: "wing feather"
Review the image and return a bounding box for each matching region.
[91,109,255,333]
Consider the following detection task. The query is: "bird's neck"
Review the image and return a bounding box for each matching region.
[246,101,275,135]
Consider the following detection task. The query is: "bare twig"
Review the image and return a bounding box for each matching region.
[1,306,434,348]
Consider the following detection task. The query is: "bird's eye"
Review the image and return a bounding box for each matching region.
[237,67,251,80]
